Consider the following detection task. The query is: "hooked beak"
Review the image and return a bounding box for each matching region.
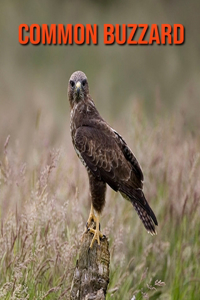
[75,81,81,97]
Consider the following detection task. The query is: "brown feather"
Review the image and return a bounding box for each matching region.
[68,71,158,235]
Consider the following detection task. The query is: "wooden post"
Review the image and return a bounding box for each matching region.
[70,227,110,300]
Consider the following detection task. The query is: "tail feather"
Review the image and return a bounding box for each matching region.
[134,201,157,235]
[120,187,158,235]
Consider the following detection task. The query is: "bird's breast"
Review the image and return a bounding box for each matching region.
[70,107,78,140]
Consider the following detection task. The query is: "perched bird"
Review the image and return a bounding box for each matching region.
[68,71,158,248]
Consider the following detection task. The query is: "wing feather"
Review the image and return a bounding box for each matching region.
[74,126,131,191]
[112,129,144,182]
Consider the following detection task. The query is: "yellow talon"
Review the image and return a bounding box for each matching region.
[89,227,103,248]
[86,206,103,248]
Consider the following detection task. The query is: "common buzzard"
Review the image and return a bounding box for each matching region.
[68,71,158,248]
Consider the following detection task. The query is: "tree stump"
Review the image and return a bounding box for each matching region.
[70,227,110,300]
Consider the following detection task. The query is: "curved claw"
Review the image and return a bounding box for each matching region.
[86,206,103,248]
[88,227,103,248]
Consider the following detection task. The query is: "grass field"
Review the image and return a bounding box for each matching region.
[0,102,200,300]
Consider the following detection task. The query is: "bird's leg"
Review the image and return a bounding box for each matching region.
[88,211,103,248]
[86,203,97,229]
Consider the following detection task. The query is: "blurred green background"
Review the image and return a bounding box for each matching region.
[0,0,200,146]
[1,2,200,299]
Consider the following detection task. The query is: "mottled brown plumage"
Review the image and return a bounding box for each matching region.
[68,71,158,246]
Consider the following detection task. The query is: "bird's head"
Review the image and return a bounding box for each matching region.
[68,71,89,108]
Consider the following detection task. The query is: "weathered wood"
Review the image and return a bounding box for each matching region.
[70,227,110,300]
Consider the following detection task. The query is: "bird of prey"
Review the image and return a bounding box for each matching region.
[68,71,158,248]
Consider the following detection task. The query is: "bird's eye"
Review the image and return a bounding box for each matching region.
[70,80,75,87]
[82,79,87,87]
